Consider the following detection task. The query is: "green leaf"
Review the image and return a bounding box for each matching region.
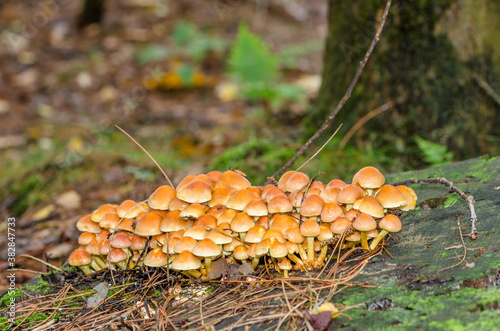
[414,136,453,167]
[172,20,197,45]
[136,45,169,66]
[228,24,279,84]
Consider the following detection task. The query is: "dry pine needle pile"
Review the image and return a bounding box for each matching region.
[69,166,417,279]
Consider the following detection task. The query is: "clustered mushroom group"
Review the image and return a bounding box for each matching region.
[68,166,417,279]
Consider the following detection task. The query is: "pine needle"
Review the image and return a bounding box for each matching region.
[296,124,342,172]
[115,125,174,187]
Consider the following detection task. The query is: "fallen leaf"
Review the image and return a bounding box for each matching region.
[45,242,75,258]
[87,282,110,308]
[238,263,255,275]
[33,204,56,221]
[304,311,334,331]
[55,190,81,210]
[208,258,238,279]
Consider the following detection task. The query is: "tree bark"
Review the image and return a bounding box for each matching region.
[305,0,500,164]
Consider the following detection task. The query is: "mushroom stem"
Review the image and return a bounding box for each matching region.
[369,229,389,250]
[90,260,102,271]
[283,269,289,278]
[204,257,212,273]
[239,233,246,242]
[79,265,93,276]
[360,232,370,251]
[188,269,202,278]
[93,256,107,269]
[116,261,128,270]
[298,244,308,262]
[315,245,328,266]
[251,257,260,270]
[306,237,315,261]
[288,254,304,269]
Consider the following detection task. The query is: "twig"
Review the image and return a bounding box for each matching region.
[437,216,467,273]
[390,177,478,239]
[115,125,173,187]
[338,101,394,150]
[18,254,63,272]
[296,124,342,172]
[471,73,500,107]
[270,0,393,179]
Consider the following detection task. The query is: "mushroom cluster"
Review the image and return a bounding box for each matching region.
[68,167,417,279]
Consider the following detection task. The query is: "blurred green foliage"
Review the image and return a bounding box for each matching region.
[136,20,227,65]
[227,24,306,108]
[414,136,454,167]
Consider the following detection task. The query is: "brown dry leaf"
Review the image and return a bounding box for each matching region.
[238,263,255,275]
[45,242,75,259]
[33,204,56,221]
[55,190,81,210]
[304,311,333,331]
[86,282,110,308]
[208,258,238,279]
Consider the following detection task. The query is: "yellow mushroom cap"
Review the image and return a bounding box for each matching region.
[177,180,212,204]
[183,224,209,240]
[117,200,148,219]
[375,185,408,209]
[179,203,207,219]
[78,232,96,246]
[268,195,294,214]
[320,203,344,223]
[264,187,287,204]
[352,166,385,189]
[171,251,202,271]
[192,238,221,258]
[193,215,217,228]
[233,245,249,261]
[354,196,385,218]
[269,214,298,233]
[168,197,189,211]
[206,170,222,181]
[245,199,269,217]
[91,204,116,222]
[299,195,325,217]
[214,170,251,190]
[285,227,305,244]
[396,186,417,211]
[208,187,237,207]
[284,172,310,192]
[225,189,258,211]
[300,219,321,237]
[144,248,170,267]
[320,188,340,204]
[378,214,402,232]
[206,228,233,245]
[161,210,193,232]
[245,226,267,243]
[325,179,347,190]
[108,248,128,263]
[352,213,377,232]
[99,213,120,230]
[173,236,198,254]
[206,204,229,219]
[337,185,365,205]
[77,215,102,233]
[148,185,176,210]
[134,212,163,236]
[277,171,296,191]
[230,213,255,233]
[329,217,351,235]
[68,249,92,266]
[269,240,288,258]
[262,229,287,243]
[110,232,132,249]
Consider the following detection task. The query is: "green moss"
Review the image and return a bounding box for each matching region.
[337,285,500,330]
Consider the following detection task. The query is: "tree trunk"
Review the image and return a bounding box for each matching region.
[77,0,105,29]
[305,0,500,166]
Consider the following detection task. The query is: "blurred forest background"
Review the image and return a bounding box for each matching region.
[0,0,499,289]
